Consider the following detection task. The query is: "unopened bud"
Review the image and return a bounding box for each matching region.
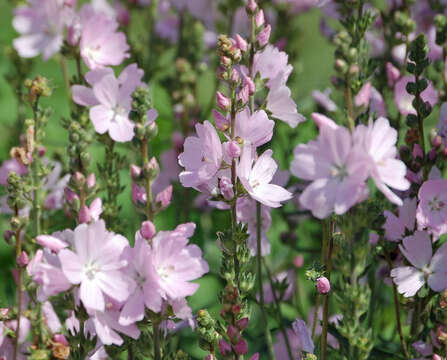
[228,141,241,158]
[237,85,249,106]
[236,317,249,331]
[144,157,159,179]
[316,276,331,294]
[220,177,234,201]
[235,34,248,52]
[255,9,264,27]
[17,251,29,267]
[130,164,142,180]
[257,24,271,47]
[216,91,231,111]
[293,254,304,268]
[234,339,248,355]
[242,74,255,95]
[141,221,156,239]
[213,110,229,131]
[247,0,257,13]
[86,173,96,188]
[78,206,92,224]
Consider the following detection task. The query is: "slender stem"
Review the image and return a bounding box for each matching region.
[344,75,355,132]
[153,321,161,360]
[311,295,320,339]
[263,258,293,360]
[13,208,23,360]
[321,220,334,360]
[141,139,154,222]
[384,251,409,358]
[256,204,276,360]
[75,55,83,84]
[60,56,72,103]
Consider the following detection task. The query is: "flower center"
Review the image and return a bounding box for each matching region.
[156,265,175,280]
[429,197,445,212]
[330,164,349,181]
[84,262,99,281]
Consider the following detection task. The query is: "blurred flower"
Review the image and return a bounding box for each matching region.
[416,179,447,237]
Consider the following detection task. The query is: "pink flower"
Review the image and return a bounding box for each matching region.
[253,44,292,88]
[386,62,400,87]
[354,82,387,117]
[58,220,131,311]
[238,146,292,208]
[43,161,70,210]
[354,117,410,206]
[437,102,447,140]
[383,197,417,242]
[312,88,337,112]
[394,76,438,116]
[267,72,306,128]
[291,117,369,219]
[12,0,71,60]
[78,198,102,223]
[257,24,271,47]
[178,121,223,188]
[72,64,144,142]
[292,319,314,354]
[391,231,447,297]
[416,179,447,237]
[235,108,274,148]
[79,13,129,69]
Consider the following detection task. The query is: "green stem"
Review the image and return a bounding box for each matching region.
[321,220,334,360]
[153,321,161,360]
[256,204,276,360]
[385,250,409,359]
[344,75,355,132]
[13,207,23,360]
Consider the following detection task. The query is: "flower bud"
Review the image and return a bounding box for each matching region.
[216,91,231,111]
[255,9,264,27]
[226,325,240,343]
[144,157,160,179]
[231,69,240,85]
[228,141,241,158]
[257,24,271,47]
[433,355,442,360]
[237,85,249,106]
[156,185,173,209]
[317,276,331,294]
[64,187,78,204]
[78,205,92,224]
[219,339,232,355]
[213,110,229,131]
[0,308,9,318]
[293,254,304,268]
[242,74,255,95]
[432,135,442,148]
[221,56,232,67]
[429,148,437,161]
[53,334,69,346]
[205,355,215,360]
[36,235,68,253]
[130,164,142,180]
[37,146,46,157]
[4,230,13,243]
[17,251,29,267]
[86,173,96,188]
[236,317,249,331]
[141,221,156,239]
[72,172,85,186]
[412,144,424,160]
[220,177,234,201]
[234,339,248,355]
[235,34,248,52]
[250,354,260,360]
[386,62,400,88]
[247,0,257,12]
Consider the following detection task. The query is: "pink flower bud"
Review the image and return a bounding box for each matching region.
[412,144,424,160]
[386,62,400,88]
[86,173,96,188]
[227,325,241,343]
[247,0,257,12]
[236,317,249,331]
[255,9,265,27]
[72,172,85,185]
[0,308,9,317]
[257,24,271,47]
[237,85,250,105]
[78,205,92,224]
[250,354,260,360]
[173,132,184,151]
[130,164,142,179]
[216,91,231,111]
[219,339,232,355]
[317,276,331,294]
[37,146,46,157]
[293,254,304,268]
[4,230,13,242]
[235,34,248,52]
[116,5,130,26]
[234,339,248,355]
[53,334,69,346]
[432,135,442,148]
[64,187,79,204]
[205,355,215,360]
[433,355,442,360]
[17,251,29,267]
[213,110,229,131]
[406,169,422,184]
[141,221,156,239]
[156,185,173,209]
[354,82,371,108]
[429,148,437,161]
[231,68,240,84]
[369,233,379,245]
[228,141,241,158]
[67,22,81,46]
[220,177,234,200]
[36,235,68,253]
[243,74,255,95]
[221,56,231,67]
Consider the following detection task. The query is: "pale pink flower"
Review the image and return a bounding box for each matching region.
[267,72,306,128]
[79,13,129,69]
[178,121,223,188]
[72,64,144,142]
[312,88,337,112]
[238,146,292,208]
[354,117,410,206]
[58,220,132,311]
[43,161,70,210]
[253,44,293,88]
[416,179,447,237]
[394,76,438,116]
[12,0,71,60]
[391,231,447,297]
[383,197,417,242]
[354,82,387,117]
[0,159,28,186]
[291,117,369,219]
[235,108,274,148]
